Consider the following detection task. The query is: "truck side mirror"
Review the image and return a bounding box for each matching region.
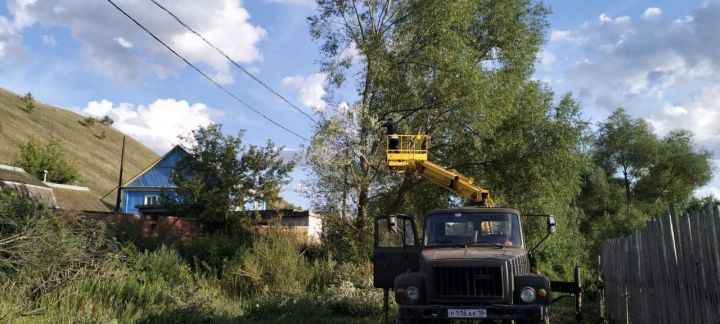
[388,215,399,234]
[547,216,557,234]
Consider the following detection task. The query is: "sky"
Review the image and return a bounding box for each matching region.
[0,0,719,208]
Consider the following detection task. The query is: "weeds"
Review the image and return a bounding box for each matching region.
[0,191,385,322]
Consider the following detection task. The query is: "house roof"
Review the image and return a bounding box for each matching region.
[0,164,49,188]
[123,145,189,187]
[44,182,109,212]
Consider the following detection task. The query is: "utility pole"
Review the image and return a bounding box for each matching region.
[114,136,126,213]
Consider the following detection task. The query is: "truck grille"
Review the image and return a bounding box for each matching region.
[434,266,502,298]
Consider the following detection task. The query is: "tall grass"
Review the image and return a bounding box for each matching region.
[0,191,387,322]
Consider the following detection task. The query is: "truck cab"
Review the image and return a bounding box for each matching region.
[374,208,556,323]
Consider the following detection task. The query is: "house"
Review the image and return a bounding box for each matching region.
[0,164,57,206]
[0,163,108,212]
[120,146,323,242]
[121,145,270,215]
[121,145,188,215]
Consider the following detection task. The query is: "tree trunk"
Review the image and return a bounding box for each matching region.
[390,175,414,214]
[622,167,631,206]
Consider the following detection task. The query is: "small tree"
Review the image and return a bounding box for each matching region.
[100,115,114,126]
[14,137,80,184]
[170,124,295,232]
[21,92,34,113]
[79,116,96,127]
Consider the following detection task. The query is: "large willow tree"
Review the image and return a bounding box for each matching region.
[305,0,589,274]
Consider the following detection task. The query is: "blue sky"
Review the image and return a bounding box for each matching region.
[1,0,719,208]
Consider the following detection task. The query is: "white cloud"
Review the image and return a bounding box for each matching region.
[113,37,133,49]
[538,50,555,70]
[265,0,314,6]
[8,0,37,29]
[8,0,265,84]
[41,34,56,46]
[558,1,720,112]
[542,1,720,190]
[550,30,584,44]
[82,98,217,152]
[0,14,24,60]
[695,184,720,199]
[281,73,327,112]
[643,7,662,20]
[646,86,720,153]
[550,30,570,42]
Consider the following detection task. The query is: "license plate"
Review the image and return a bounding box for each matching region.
[448,308,487,318]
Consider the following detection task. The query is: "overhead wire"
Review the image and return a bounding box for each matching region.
[147,0,320,126]
[105,0,310,142]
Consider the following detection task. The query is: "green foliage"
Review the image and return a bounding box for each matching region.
[306,0,553,263]
[634,130,713,207]
[179,234,246,275]
[21,92,34,113]
[170,124,295,231]
[13,136,80,184]
[100,115,114,126]
[593,108,659,205]
[80,116,97,127]
[221,231,308,297]
[582,108,713,242]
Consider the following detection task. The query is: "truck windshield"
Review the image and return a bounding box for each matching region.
[424,212,522,247]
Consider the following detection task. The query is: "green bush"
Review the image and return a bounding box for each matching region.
[130,246,192,285]
[13,137,80,184]
[221,231,308,297]
[179,234,245,276]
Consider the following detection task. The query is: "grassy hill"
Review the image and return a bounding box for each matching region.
[0,88,159,207]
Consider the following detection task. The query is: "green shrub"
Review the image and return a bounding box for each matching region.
[13,137,80,184]
[79,116,97,127]
[323,281,386,316]
[131,245,191,285]
[21,92,34,113]
[222,231,308,297]
[179,234,245,276]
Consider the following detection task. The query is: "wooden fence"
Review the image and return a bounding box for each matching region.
[601,204,720,323]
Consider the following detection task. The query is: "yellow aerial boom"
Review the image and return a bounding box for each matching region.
[386,134,495,207]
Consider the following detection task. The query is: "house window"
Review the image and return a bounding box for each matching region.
[144,195,159,206]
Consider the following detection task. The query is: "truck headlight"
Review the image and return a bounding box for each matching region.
[406,286,419,301]
[520,287,536,303]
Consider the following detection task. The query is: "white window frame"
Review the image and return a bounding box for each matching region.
[144,195,159,206]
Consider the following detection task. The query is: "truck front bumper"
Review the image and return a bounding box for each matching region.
[398,304,546,321]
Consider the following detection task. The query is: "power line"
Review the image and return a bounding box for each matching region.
[105,0,310,142]
[148,0,320,126]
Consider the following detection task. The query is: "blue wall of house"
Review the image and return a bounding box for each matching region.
[122,147,187,215]
[121,146,267,215]
[127,148,186,187]
[122,191,160,214]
